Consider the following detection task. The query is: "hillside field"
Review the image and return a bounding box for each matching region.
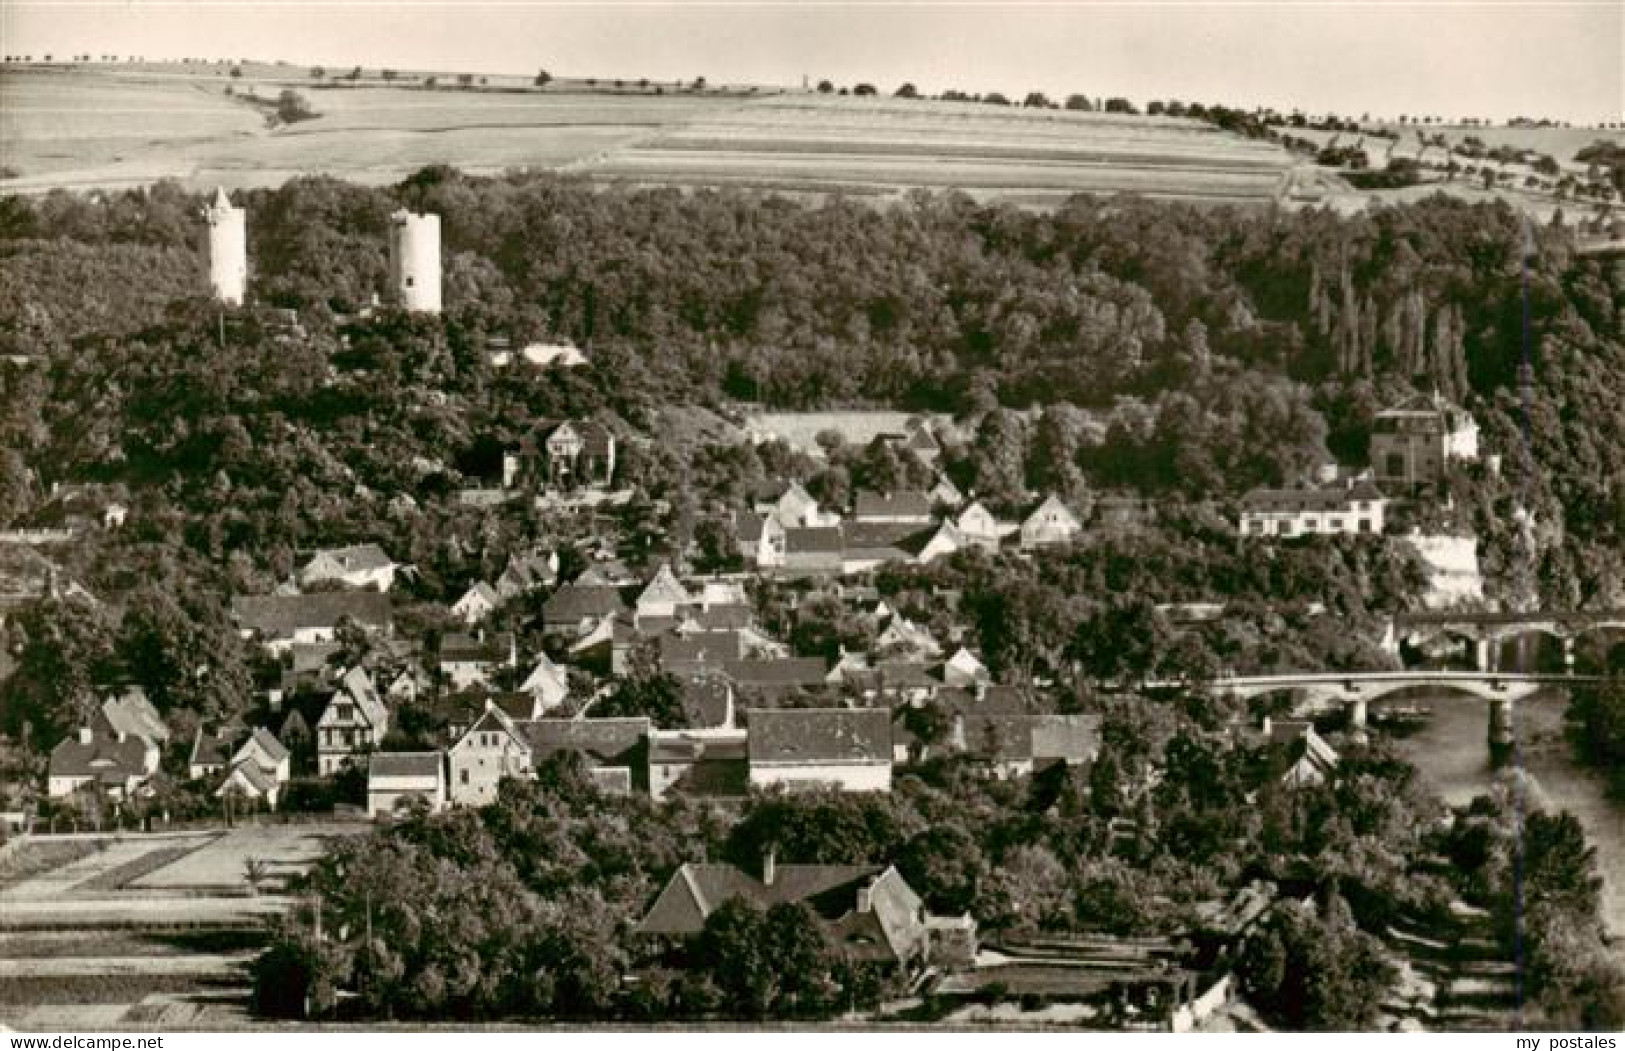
[1,65,1297,204]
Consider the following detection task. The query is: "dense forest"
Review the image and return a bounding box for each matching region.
[2,172,1620,608]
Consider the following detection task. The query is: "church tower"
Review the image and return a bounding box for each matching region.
[388,209,442,314]
[203,187,247,306]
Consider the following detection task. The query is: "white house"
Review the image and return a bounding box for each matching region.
[447,704,533,807]
[451,582,501,625]
[746,708,892,793]
[316,667,389,775]
[1020,495,1083,549]
[47,726,155,800]
[367,752,448,817]
[298,544,398,592]
[1239,482,1387,539]
[942,647,991,687]
[519,652,570,712]
[955,501,1009,551]
[439,632,517,690]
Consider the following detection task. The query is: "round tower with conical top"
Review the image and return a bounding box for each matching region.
[202,187,247,306]
[389,208,442,314]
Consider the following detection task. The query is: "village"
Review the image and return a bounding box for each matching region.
[0,181,1550,1030]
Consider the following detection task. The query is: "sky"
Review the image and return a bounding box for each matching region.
[3,1,1621,124]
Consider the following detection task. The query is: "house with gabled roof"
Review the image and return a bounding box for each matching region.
[754,481,828,528]
[1265,718,1339,788]
[901,520,964,565]
[876,616,942,661]
[48,726,154,800]
[736,512,788,568]
[189,726,238,781]
[451,582,501,625]
[231,592,392,653]
[839,521,920,575]
[542,580,628,635]
[218,760,282,810]
[941,647,991,688]
[636,564,692,622]
[439,631,517,690]
[518,652,570,712]
[533,419,616,490]
[722,658,831,702]
[636,859,944,970]
[367,751,447,817]
[1239,482,1387,538]
[747,708,892,792]
[447,702,533,807]
[522,717,650,795]
[316,667,389,775]
[647,729,749,800]
[782,526,845,576]
[496,549,558,598]
[955,501,1011,551]
[1019,494,1083,549]
[903,423,943,464]
[299,543,398,592]
[233,727,292,786]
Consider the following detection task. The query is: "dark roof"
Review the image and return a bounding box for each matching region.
[680,677,734,728]
[636,862,926,964]
[853,491,934,519]
[542,583,627,625]
[232,592,391,635]
[637,862,882,935]
[648,731,749,766]
[49,732,149,783]
[440,631,512,664]
[785,527,844,554]
[522,717,650,765]
[841,521,922,550]
[432,690,535,726]
[723,658,830,689]
[1242,483,1385,512]
[960,709,1035,762]
[369,751,443,780]
[660,630,747,668]
[748,708,891,766]
[189,727,236,769]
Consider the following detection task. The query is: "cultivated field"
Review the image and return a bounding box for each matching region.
[581,95,1296,204]
[0,824,361,1029]
[1,66,1299,205]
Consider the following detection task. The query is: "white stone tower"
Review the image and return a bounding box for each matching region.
[388,209,442,314]
[203,187,247,306]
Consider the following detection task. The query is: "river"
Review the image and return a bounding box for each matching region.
[1378,690,1625,944]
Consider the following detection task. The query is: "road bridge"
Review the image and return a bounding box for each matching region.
[1389,610,1625,673]
[1146,670,1604,750]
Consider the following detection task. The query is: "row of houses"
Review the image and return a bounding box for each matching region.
[364,695,1103,817]
[739,481,1085,575]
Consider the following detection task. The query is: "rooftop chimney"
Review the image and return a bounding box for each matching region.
[763,848,776,887]
[78,727,93,745]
